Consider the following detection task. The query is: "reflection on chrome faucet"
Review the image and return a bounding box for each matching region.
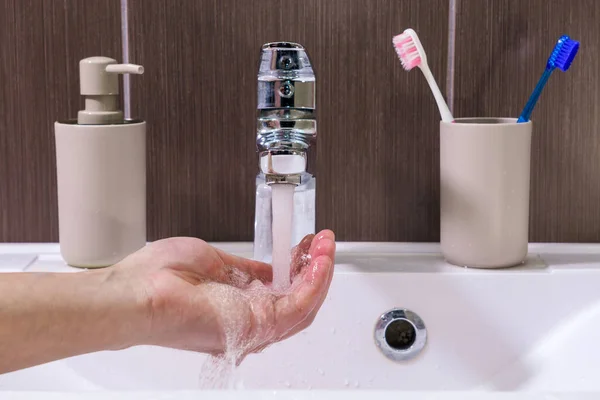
[253,42,317,264]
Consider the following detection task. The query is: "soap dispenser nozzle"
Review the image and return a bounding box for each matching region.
[105,64,144,75]
[77,57,144,125]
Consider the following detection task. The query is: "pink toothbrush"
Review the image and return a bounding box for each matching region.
[393,28,454,122]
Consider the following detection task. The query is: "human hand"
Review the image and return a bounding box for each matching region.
[115,230,335,360]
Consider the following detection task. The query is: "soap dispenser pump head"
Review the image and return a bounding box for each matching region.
[77,56,144,125]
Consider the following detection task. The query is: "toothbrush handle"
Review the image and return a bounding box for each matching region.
[518,68,553,123]
[420,63,454,122]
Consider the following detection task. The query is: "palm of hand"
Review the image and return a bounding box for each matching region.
[119,230,335,359]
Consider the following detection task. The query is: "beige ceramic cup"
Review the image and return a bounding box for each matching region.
[440,118,532,268]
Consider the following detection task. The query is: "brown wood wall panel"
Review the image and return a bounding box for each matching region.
[129,0,449,242]
[454,0,600,242]
[0,0,122,242]
[4,1,598,243]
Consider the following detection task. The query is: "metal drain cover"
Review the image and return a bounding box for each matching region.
[374,308,427,361]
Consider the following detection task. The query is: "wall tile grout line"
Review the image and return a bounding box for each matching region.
[120,0,131,119]
[446,0,457,114]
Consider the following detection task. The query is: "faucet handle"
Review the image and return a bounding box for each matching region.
[258,42,314,80]
[257,42,316,110]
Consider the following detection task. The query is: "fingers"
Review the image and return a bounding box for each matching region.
[213,230,335,357]
[310,229,335,255]
[273,252,334,340]
[290,234,315,277]
[278,261,334,341]
[276,231,336,341]
[309,233,336,305]
[214,249,273,284]
[295,234,315,256]
[290,230,334,278]
[309,230,336,262]
[292,230,335,282]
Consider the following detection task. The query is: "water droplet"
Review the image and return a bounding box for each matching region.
[318,368,325,376]
[354,381,360,388]
[331,327,336,334]
[344,379,350,387]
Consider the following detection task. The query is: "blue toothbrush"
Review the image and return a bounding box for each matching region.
[517,35,580,123]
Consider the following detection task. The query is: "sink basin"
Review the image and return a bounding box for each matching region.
[1,242,600,399]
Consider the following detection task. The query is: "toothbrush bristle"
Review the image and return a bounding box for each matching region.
[393,32,422,71]
[548,35,580,71]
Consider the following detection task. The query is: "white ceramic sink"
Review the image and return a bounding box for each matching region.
[2,242,600,400]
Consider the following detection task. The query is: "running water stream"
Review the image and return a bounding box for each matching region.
[270,184,296,291]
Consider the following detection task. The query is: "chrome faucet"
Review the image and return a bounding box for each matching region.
[253,42,317,262]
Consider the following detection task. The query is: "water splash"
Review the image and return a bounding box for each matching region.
[199,275,279,388]
[198,239,316,389]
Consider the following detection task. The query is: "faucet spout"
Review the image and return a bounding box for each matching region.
[260,150,305,186]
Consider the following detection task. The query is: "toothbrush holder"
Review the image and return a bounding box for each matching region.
[440,118,532,268]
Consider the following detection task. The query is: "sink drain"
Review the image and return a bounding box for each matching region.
[374,308,427,361]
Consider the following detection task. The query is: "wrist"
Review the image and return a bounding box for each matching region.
[88,268,152,351]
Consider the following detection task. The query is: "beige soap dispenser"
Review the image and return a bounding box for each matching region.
[54,56,146,268]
